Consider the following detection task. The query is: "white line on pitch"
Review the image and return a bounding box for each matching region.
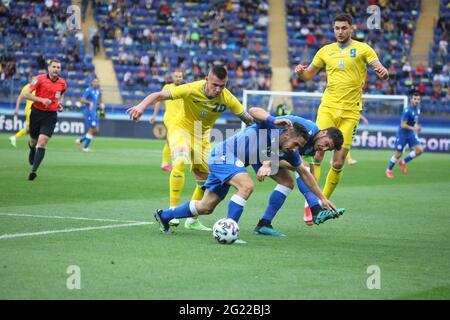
[0,212,147,223]
[0,222,153,240]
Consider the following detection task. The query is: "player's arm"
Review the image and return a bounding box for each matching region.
[58,93,65,112]
[370,60,389,80]
[294,63,321,81]
[237,111,254,126]
[248,107,292,128]
[127,90,171,121]
[294,164,337,212]
[23,86,51,107]
[360,114,369,125]
[150,101,163,124]
[14,92,24,115]
[401,120,421,132]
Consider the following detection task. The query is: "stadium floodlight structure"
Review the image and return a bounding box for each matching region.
[242,89,408,129]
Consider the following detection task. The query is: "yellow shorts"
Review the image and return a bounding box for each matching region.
[168,125,210,173]
[316,106,360,149]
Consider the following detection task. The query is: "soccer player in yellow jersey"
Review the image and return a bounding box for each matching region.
[295,13,389,223]
[127,66,253,231]
[149,70,185,172]
[9,76,35,147]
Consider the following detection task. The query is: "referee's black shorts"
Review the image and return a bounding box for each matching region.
[29,106,57,140]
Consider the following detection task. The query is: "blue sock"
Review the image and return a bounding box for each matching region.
[79,134,86,143]
[261,185,291,222]
[84,133,93,149]
[387,156,398,170]
[404,150,417,163]
[161,201,194,221]
[227,195,246,223]
[296,174,319,208]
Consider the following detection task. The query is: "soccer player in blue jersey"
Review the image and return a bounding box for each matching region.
[386,92,424,178]
[154,109,341,242]
[76,78,104,152]
[249,107,345,236]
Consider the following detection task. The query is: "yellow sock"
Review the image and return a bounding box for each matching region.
[190,180,206,221]
[169,157,187,207]
[15,128,27,139]
[323,166,344,199]
[161,142,171,166]
[313,163,321,182]
[346,152,351,160]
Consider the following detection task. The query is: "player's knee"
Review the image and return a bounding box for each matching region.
[173,156,188,172]
[331,159,345,170]
[238,183,254,199]
[415,146,424,155]
[197,201,215,215]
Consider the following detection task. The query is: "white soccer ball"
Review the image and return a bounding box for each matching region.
[212,218,240,244]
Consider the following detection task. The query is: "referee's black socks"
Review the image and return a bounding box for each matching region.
[31,147,46,173]
[28,142,36,165]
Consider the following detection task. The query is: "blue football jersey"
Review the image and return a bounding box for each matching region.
[212,116,302,168]
[82,86,101,117]
[399,104,420,135]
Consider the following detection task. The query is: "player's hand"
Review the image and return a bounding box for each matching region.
[364,119,369,125]
[256,162,272,182]
[321,198,338,214]
[294,64,307,75]
[41,98,52,106]
[274,118,293,129]
[149,115,156,124]
[100,102,105,110]
[127,105,144,121]
[414,124,422,132]
[374,65,388,79]
[14,110,19,116]
[58,103,64,112]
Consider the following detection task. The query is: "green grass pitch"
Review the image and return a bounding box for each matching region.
[1,133,449,299]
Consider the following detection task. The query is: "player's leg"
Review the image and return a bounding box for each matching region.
[168,127,191,208]
[322,113,359,198]
[160,141,172,171]
[400,136,424,173]
[347,151,358,165]
[314,106,337,183]
[184,138,211,230]
[82,114,98,152]
[226,172,254,223]
[156,189,222,234]
[386,135,405,178]
[254,167,293,236]
[184,168,211,231]
[161,122,173,171]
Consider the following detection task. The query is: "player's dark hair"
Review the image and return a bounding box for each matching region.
[210,66,228,80]
[325,127,344,151]
[334,13,353,25]
[48,58,61,66]
[412,91,421,97]
[291,123,310,141]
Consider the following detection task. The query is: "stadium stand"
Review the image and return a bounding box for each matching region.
[92,0,272,106]
[285,0,448,116]
[0,0,96,105]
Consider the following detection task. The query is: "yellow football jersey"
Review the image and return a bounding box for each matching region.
[161,83,184,125]
[20,84,34,113]
[312,40,379,111]
[168,80,244,131]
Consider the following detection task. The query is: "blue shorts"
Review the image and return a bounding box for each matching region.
[203,154,248,200]
[395,132,421,151]
[85,114,99,130]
